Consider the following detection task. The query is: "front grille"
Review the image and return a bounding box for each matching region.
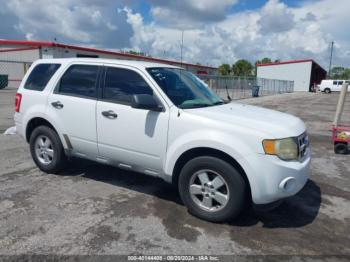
[298,132,309,161]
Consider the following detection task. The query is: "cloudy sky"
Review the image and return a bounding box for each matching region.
[1,0,349,68]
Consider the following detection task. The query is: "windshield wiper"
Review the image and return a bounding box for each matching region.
[181,103,212,109]
[213,101,225,105]
[182,101,226,109]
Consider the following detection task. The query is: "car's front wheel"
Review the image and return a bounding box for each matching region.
[29,126,67,173]
[324,88,331,94]
[178,156,246,222]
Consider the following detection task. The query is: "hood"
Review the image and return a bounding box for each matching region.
[183,102,306,138]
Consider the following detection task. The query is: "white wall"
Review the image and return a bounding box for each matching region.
[257,62,312,91]
[0,49,39,88]
[0,48,39,62]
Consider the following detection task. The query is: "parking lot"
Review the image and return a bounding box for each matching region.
[0,88,349,256]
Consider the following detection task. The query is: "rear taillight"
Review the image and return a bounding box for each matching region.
[15,93,22,113]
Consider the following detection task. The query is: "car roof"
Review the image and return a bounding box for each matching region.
[35,58,182,70]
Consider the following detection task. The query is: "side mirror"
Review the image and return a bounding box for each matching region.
[131,94,163,112]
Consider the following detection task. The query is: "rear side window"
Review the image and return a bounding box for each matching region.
[24,63,60,91]
[333,81,337,85]
[338,81,343,85]
[59,65,99,98]
[103,67,153,104]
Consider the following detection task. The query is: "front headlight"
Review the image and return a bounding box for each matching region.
[262,137,298,161]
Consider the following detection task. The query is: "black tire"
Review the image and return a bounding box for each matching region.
[334,142,348,154]
[178,156,246,222]
[253,199,284,212]
[29,125,68,173]
[324,88,331,94]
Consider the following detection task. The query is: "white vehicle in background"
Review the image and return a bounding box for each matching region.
[14,58,310,222]
[318,79,350,93]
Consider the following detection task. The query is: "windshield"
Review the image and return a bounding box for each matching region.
[146,67,224,109]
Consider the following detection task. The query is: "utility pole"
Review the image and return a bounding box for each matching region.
[180,30,184,67]
[328,41,334,78]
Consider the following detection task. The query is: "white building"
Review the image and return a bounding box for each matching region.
[257,59,327,92]
[0,39,217,88]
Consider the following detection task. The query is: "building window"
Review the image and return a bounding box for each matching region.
[76,54,99,58]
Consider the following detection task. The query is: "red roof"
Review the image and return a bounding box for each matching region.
[0,39,217,70]
[256,59,324,69]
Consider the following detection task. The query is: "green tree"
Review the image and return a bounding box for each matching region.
[232,59,254,76]
[255,57,272,66]
[330,67,346,79]
[344,68,350,79]
[328,67,350,79]
[254,58,272,75]
[127,50,145,56]
[218,64,231,75]
[262,58,272,64]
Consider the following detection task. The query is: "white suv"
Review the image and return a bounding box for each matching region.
[14,58,310,222]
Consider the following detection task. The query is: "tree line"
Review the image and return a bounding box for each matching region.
[218,58,278,76]
[329,67,350,79]
[219,58,350,80]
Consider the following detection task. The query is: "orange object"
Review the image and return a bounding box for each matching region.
[263,140,276,155]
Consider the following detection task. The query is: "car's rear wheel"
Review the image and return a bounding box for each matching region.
[324,88,331,94]
[29,126,67,173]
[178,156,246,222]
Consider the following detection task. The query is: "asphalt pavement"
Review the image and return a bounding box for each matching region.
[0,89,349,256]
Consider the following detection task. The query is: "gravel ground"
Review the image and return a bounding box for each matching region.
[0,89,349,257]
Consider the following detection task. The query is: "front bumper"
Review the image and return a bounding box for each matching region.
[244,149,310,205]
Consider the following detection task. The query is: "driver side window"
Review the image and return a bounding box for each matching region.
[148,69,194,105]
[103,67,153,105]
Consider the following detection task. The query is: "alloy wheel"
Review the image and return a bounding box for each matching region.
[34,135,54,165]
[189,169,230,212]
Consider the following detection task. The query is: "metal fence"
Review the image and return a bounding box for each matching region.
[198,75,294,100]
[0,60,32,89]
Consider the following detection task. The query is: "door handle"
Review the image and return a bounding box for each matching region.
[102,110,118,119]
[51,101,64,109]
